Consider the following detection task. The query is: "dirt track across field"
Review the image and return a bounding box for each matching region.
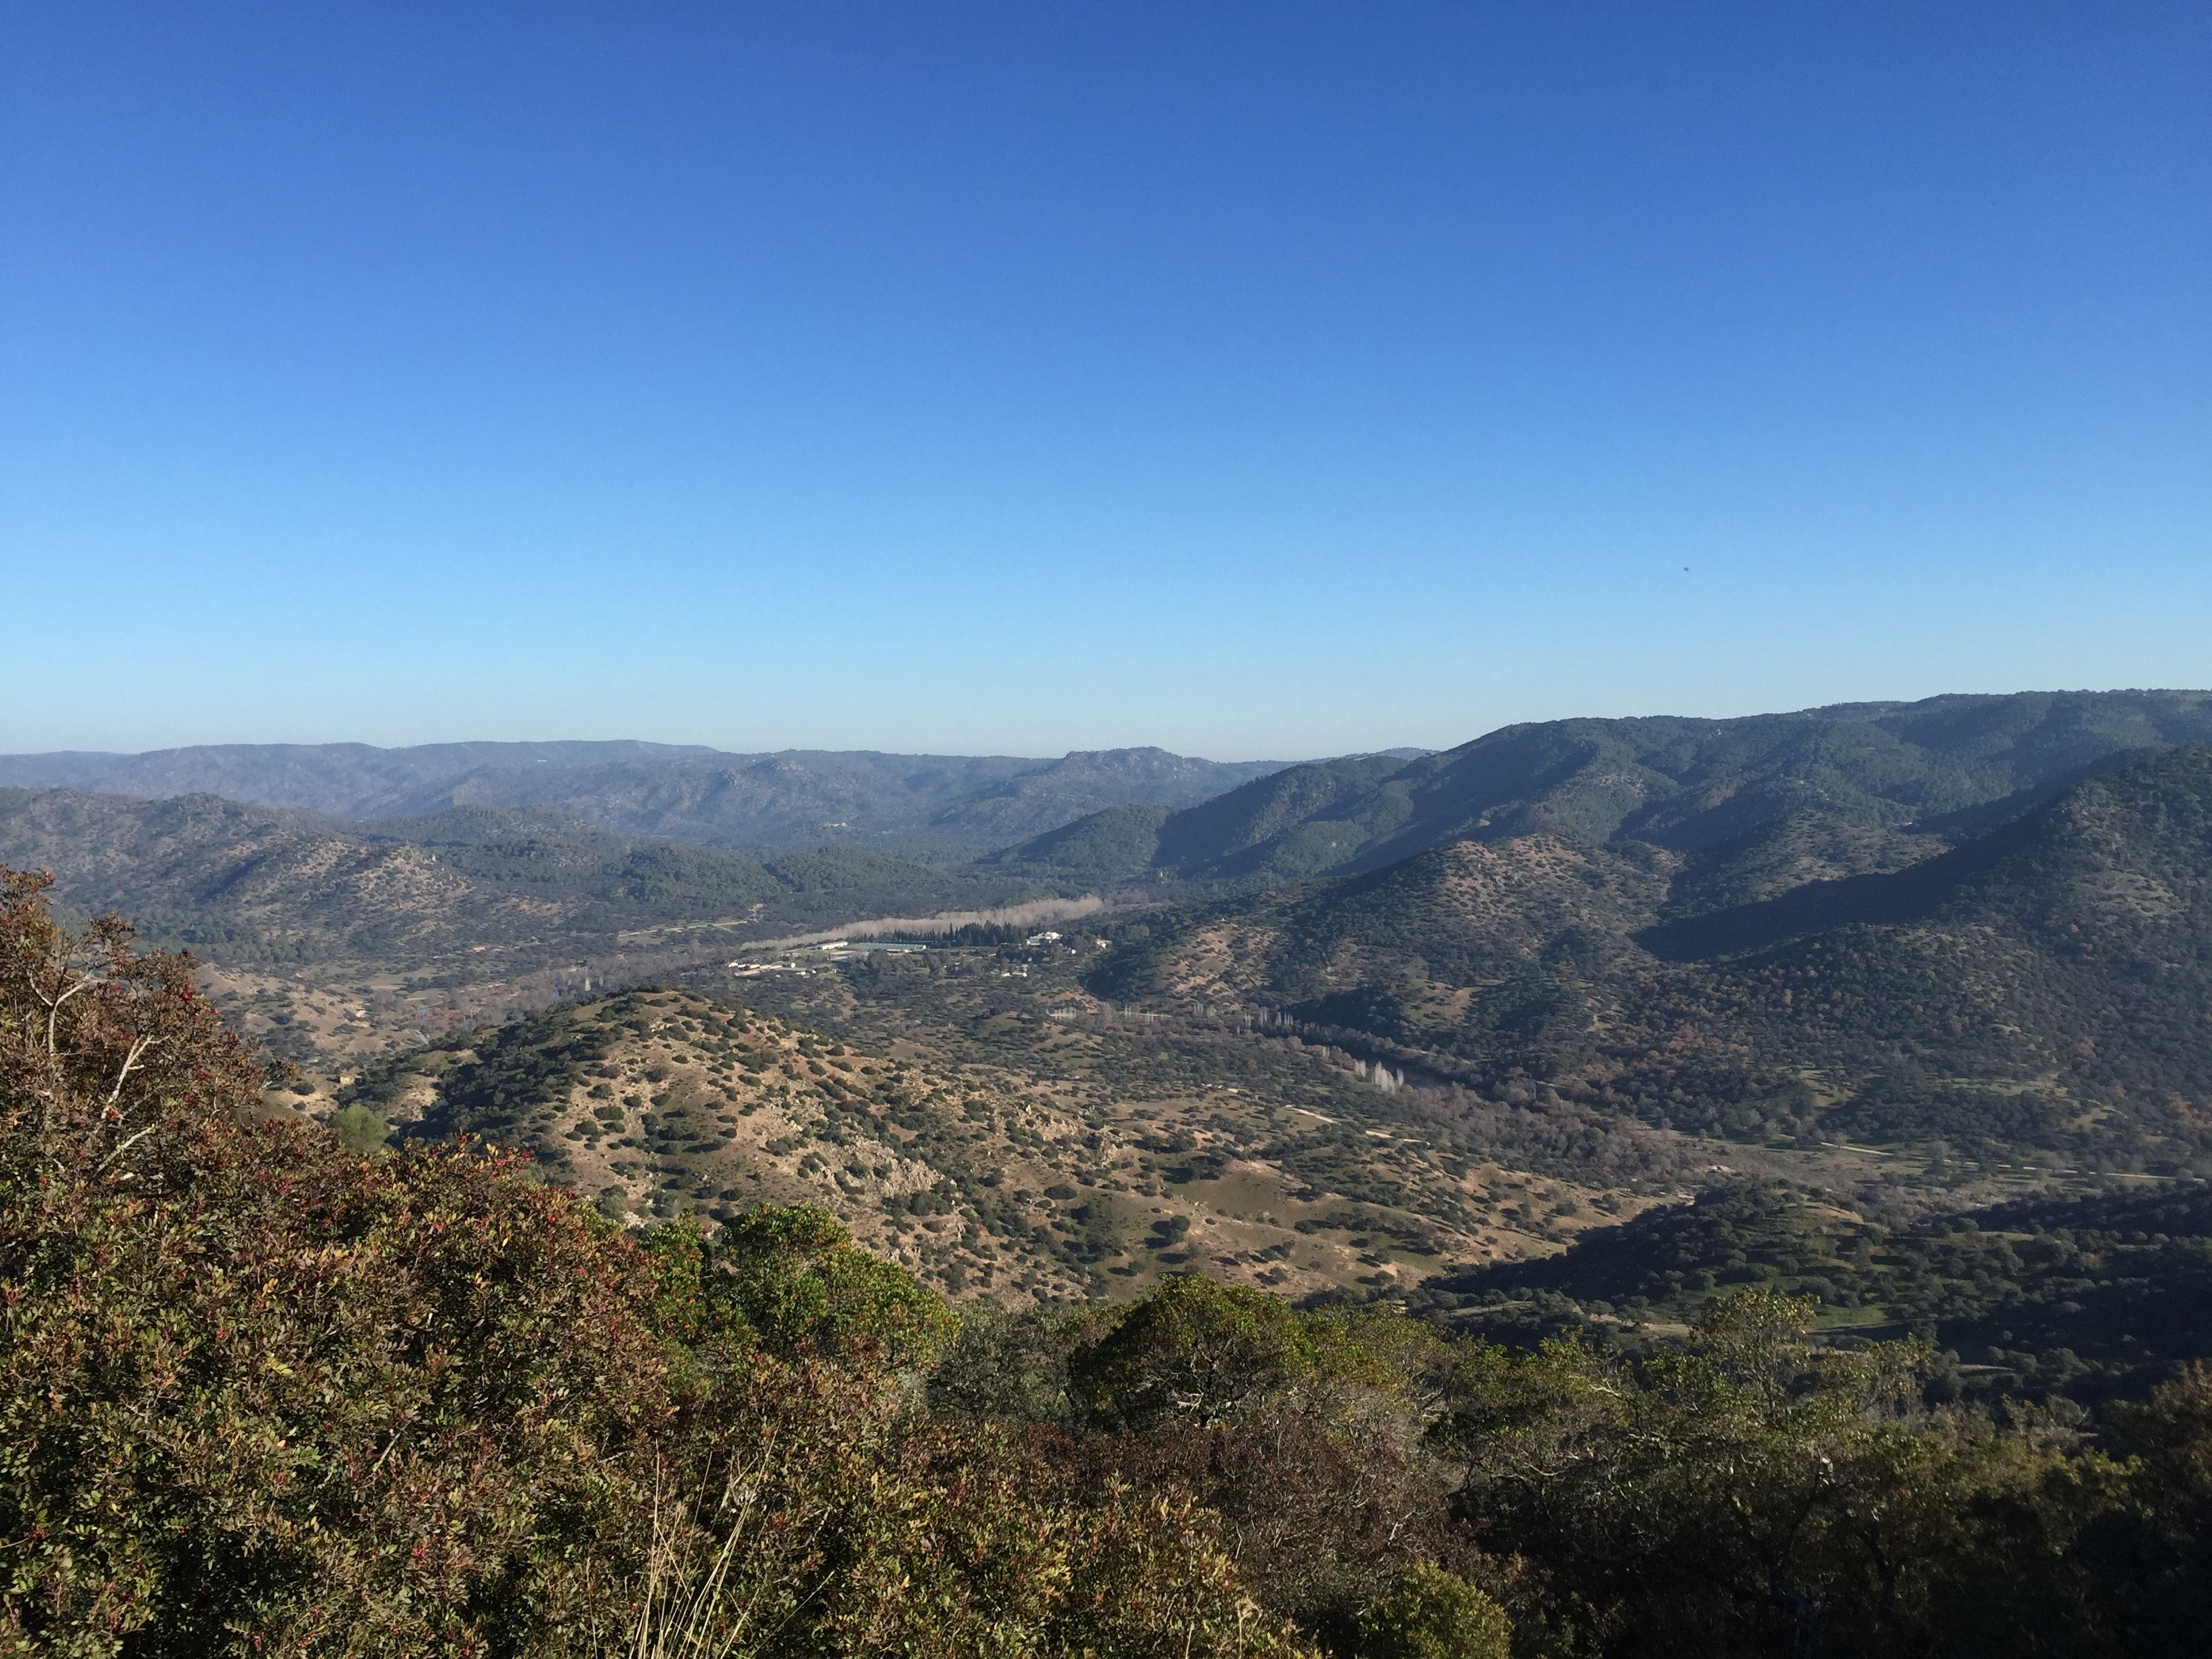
[737,894,1110,954]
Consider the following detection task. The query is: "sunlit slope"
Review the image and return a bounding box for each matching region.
[342,987,1645,1304]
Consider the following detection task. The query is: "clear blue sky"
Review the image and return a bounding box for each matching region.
[4,3,2206,760]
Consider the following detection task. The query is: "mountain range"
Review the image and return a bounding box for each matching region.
[0,741,1292,857]
[0,788,1025,971]
[996,690,2212,882]
[9,689,2212,1179]
[1091,739,2212,1171]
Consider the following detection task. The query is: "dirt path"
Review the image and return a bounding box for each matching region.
[737,893,1111,954]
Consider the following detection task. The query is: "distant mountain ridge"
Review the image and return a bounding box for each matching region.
[0,787,1022,971]
[1000,691,2212,883]
[0,740,718,815]
[1090,742,2212,1170]
[0,741,1291,857]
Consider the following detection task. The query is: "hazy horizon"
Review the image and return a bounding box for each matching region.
[7,682,2209,768]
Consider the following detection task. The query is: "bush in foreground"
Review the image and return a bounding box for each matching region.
[0,870,1304,1658]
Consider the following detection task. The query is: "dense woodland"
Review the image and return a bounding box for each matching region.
[1423,1179,2212,1406]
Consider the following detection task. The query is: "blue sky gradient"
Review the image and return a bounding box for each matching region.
[4,2,2206,758]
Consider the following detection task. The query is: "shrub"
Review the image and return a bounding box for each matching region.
[1357,1564,1511,1659]
[0,872,674,1652]
[331,1100,388,1152]
[0,871,1304,1657]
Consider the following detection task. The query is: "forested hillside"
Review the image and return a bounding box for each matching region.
[1004,690,2212,883]
[1433,1178,2212,1406]
[0,787,1014,970]
[1092,745,2212,1172]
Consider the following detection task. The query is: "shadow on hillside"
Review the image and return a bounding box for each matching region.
[1636,853,1969,962]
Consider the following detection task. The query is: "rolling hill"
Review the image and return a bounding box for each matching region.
[0,741,1290,857]
[0,787,1017,970]
[1431,1177,2212,1406]
[1000,690,2212,883]
[1088,744,2212,1171]
[335,983,1649,1305]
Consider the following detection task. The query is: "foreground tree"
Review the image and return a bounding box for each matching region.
[0,872,1308,1658]
[1440,1289,2118,1658]
[1355,1564,1510,1659]
[0,871,674,1652]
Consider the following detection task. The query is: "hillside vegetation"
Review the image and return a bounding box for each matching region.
[0,788,1025,969]
[339,981,1658,1308]
[1093,745,2212,1172]
[1434,1179,2212,1406]
[0,787,1058,1069]
[1004,690,2212,883]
